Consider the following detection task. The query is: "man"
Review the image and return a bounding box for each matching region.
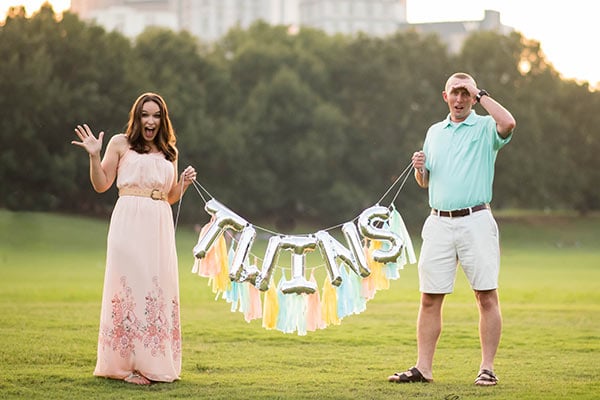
[388,72,516,386]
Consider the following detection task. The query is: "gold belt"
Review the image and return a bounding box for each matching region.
[119,187,168,201]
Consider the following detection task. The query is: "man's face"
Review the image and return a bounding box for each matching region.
[443,77,476,122]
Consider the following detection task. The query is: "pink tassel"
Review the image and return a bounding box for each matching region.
[192,222,218,277]
[245,283,263,322]
[361,274,376,300]
[305,270,325,331]
[360,242,375,299]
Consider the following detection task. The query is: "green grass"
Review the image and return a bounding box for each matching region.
[0,210,599,399]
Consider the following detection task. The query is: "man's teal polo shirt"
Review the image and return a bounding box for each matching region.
[423,110,512,211]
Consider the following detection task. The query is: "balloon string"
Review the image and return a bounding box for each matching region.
[389,166,414,206]
[174,177,186,232]
[217,160,415,274]
[191,179,211,204]
[376,160,413,206]
[319,160,412,233]
[188,157,414,238]
[254,225,280,236]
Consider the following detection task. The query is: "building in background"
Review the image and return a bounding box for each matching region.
[70,0,297,40]
[179,0,272,42]
[69,0,511,50]
[298,0,406,37]
[70,0,178,38]
[398,9,512,53]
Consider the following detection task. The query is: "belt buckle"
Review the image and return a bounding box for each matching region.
[150,189,162,200]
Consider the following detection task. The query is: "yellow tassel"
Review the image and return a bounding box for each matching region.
[211,234,231,294]
[321,277,340,326]
[360,240,389,300]
[262,280,279,330]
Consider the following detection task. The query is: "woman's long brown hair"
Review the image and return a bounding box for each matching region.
[125,92,177,161]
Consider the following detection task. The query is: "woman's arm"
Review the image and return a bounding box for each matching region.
[72,124,125,193]
[167,153,197,205]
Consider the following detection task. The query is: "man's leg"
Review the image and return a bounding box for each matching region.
[475,289,502,374]
[414,292,445,380]
[388,215,453,383]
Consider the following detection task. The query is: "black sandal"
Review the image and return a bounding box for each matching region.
[388,367,432,383]
[474,369,498,386]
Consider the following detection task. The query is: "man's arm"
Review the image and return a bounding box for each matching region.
[414,168,428,188]
[412,151,428,188]
[478,94,516,138]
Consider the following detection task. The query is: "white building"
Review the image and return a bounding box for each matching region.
[179,0,271,42]
[69,0,511,49]
[70,0,298,41]
[70,0,178,38]
[298,0,407,37]
[398,10,512,53]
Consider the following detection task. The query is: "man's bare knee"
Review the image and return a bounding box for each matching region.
[475,290,499,311]
[421,293,445,309]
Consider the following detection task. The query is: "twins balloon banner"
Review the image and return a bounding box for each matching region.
[186,162,416,335]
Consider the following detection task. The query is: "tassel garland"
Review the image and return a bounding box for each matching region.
[192,208,415,335]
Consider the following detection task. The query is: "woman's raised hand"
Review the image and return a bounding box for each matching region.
[71,124,104,157]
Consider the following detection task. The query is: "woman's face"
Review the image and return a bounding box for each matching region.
[140,100,161,143]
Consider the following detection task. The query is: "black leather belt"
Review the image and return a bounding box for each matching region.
[431,204,489,218]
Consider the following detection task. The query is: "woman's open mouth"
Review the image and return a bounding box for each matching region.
[144,127,155,139]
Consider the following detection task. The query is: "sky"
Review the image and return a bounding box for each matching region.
[2,0,599,87]
[406,0,600,88]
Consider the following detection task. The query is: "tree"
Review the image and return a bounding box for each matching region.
[2,10,599,222]
[0,5,147,213]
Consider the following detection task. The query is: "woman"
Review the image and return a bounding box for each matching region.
[72,93,197,385]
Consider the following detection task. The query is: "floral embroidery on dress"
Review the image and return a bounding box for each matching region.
[142,277,169,357]
[171,298,182,361]
[99,276,181,360]
[100,277,143,358]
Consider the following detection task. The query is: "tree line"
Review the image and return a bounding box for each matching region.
[1,5,598,229]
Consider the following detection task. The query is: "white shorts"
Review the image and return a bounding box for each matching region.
[418,209,500,293]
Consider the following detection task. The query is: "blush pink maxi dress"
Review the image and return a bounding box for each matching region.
[93,149,182,382]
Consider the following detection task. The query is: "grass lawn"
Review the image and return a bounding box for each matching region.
[0,209,599,399]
